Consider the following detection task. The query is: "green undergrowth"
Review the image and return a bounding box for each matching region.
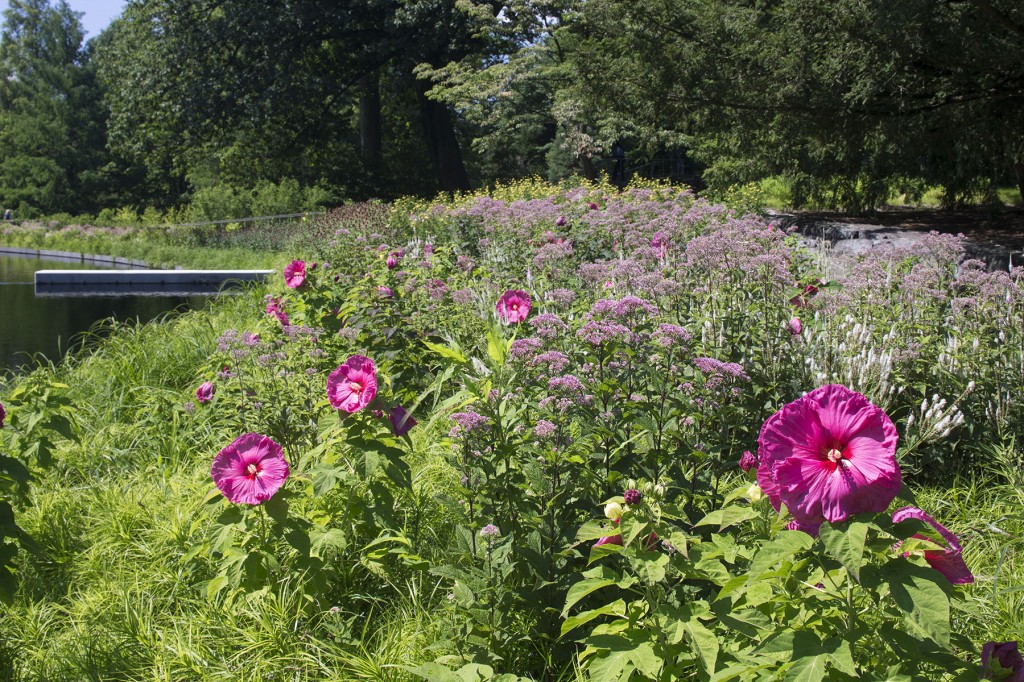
[0,291,462,679]
[0,226,287,270]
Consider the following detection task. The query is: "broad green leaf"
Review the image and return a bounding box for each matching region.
[310,528,347,557]
[685,619,720,675]
[561,599,627,638]
[486,325,507,365]
[888,562,951,647]
[784,654,827,682]
[408,662,463,682]
[819,520,868,582]
[823,638,857,676]
[696,505,757,531]
[747,531,814,581]
[634,551,670,584]
[563,577,617,616]
[585,649,633,682]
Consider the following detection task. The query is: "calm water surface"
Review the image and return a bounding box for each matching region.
[1,254,207,374]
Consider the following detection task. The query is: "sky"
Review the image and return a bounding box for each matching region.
[0,0,127,39]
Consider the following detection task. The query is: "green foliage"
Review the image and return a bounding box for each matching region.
[0,184,1021,679]
[0,0,110,217]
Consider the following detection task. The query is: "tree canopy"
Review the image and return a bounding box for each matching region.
[1,0,1022,215]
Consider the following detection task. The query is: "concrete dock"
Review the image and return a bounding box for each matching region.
[35,269,274,296]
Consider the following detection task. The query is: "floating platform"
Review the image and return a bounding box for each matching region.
[35,269,273,296]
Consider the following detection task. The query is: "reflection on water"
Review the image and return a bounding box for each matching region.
[1,253,208,374]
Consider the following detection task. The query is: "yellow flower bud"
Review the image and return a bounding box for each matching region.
[604,502,623,521]
[746,483,763,503]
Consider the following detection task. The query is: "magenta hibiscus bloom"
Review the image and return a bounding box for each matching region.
[196,381,215,404]
[327,355,378,412]
[892,506,974,585]
[788,317,802,336]
[757,384,901,527]
[211,433,290,505]
[0,401,5,429]
[388,406,417,436]
[982,642,1024,681]
[496,289,531,324]
[283,260,307,288]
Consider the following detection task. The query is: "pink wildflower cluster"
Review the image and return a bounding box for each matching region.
[450,411,490,438]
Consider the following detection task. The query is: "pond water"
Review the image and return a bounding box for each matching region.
[0,253,208,374]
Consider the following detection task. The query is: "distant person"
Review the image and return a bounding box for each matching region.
[611,141,626,187]
[2,209,10,221]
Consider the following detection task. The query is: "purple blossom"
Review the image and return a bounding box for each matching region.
[693,357,750,381]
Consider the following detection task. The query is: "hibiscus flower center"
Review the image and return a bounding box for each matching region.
[349,381,363,394]
[826,448,844,463]
[246,463,260,477]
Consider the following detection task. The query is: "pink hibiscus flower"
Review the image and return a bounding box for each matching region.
[982,642,1024,681]
[283,260,307,288]
[0,401,5,429]
[788,317,802,335]
[892,506,974,585]
[496,289,531,324]
[196,381,215,404]
[327,355,378,412]
[387,405,417,436]
[211,433,290,505]
[757,384,901,528]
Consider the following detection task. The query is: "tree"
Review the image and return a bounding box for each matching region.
[560,0,1024,209]
[0,0,107,216]
[97,0,497,202]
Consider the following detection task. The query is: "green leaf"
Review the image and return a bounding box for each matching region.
[784,654,827,682]
[408,662,463,682]
[486,325,507,366]
[562,577,617,616]
[887,561,951,647]
[696,505,757,531]
[823,638,857,677]
[561,598,626,638]
[819,520,868,582]
[685,619,720,675]
[747,531,814,581]
[422,340,467,364]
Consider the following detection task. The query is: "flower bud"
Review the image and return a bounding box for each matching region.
[604,502,623,521]
[746,483,763,503]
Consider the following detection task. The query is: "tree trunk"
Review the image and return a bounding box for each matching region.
[358,74,382,171]
[415,80,470,192]
[1015,163,1024,206]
